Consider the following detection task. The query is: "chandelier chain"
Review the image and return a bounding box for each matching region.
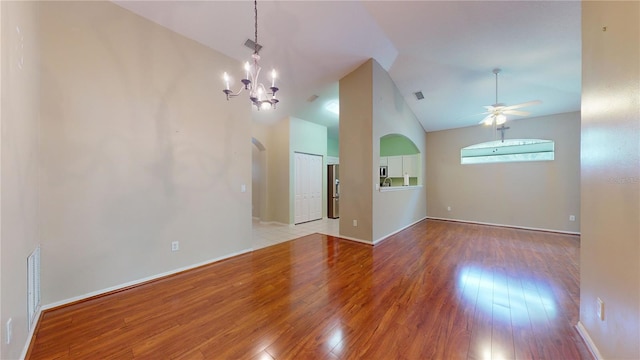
[254,0,258,54]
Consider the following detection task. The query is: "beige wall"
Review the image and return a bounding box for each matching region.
[266,118,290,224]
[339,59,427,242]
[371,60,427,242]
[38,0,252,307]
[251,123,269,221]
[251,144,262,218]
[339,60,374,241]
[426,112,581,233]
[580,2,640,358]
[1,1,41,358]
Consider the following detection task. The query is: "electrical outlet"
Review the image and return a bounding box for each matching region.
[6,318,12,344]
[171,241,180,252]
[597,297,605,320]
[447,206,452,212]
[569,215,576,221]
[353,219,358,227]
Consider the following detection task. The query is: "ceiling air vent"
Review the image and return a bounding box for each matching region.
[244,39,263,53]
[414,91,425,100]
[307,94,319,102]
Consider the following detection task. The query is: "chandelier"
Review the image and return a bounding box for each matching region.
[222,0,279,110]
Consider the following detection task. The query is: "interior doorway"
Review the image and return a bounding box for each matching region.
[251,138,266,221]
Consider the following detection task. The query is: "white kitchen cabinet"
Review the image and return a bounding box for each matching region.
[387,156,404,177]
[327,156,340,165]
[379,157,388,166]
[402,154,419,177]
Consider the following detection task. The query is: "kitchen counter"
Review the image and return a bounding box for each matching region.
[379,185,422,192]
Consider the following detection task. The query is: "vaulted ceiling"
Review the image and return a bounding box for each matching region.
[115,1,581,139]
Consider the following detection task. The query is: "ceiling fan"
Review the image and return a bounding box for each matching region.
[480,68,541,126]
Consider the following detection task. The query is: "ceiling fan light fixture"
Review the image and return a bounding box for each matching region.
[478,68,541,127]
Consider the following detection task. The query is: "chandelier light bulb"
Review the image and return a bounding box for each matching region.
[244,62,251,80]
[223,72,230,90]
[271,69,276,87]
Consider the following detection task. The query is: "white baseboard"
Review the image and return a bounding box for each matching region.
[331,216,429,246]
[426,216,580,235]
[576,321,604,360]
[330,233,373,246]
[20,306,43,360]
[21,247,252,359]
[373,216,428,245]
[39,247,253,312]
[258,220,289,227]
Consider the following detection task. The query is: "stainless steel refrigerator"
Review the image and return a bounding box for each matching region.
[328,164,339,218]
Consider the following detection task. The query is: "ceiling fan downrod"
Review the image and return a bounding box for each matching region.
[493,68,501,107]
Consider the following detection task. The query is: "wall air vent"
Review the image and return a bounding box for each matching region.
[244,39,263,53]
[414,91,425,100]
[27,246,41,330]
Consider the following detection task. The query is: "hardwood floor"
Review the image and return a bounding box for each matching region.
[27,220,592,359]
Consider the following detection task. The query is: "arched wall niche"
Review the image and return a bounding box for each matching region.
[379,134,421,187]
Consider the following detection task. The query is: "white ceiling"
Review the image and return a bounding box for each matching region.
[114,1,581,139]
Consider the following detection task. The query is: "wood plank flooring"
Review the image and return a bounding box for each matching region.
[27,219,592,359]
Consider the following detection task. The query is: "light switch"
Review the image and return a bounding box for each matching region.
[241,184,246,193]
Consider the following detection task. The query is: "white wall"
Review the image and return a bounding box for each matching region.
[38,1,252,305]
[426,112,581,233]
[1,2,40,358]
[580,2,640,358]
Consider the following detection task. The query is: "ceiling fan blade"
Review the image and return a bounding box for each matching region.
[503,110,531,116]
[503,100,542,110]
[483,104,506,114]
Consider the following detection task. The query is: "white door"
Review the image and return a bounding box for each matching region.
[309,155,323,220]
[294,152,323,224]
[294,153,308,224]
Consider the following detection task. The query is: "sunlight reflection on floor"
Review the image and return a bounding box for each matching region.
[458,266,557,326]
